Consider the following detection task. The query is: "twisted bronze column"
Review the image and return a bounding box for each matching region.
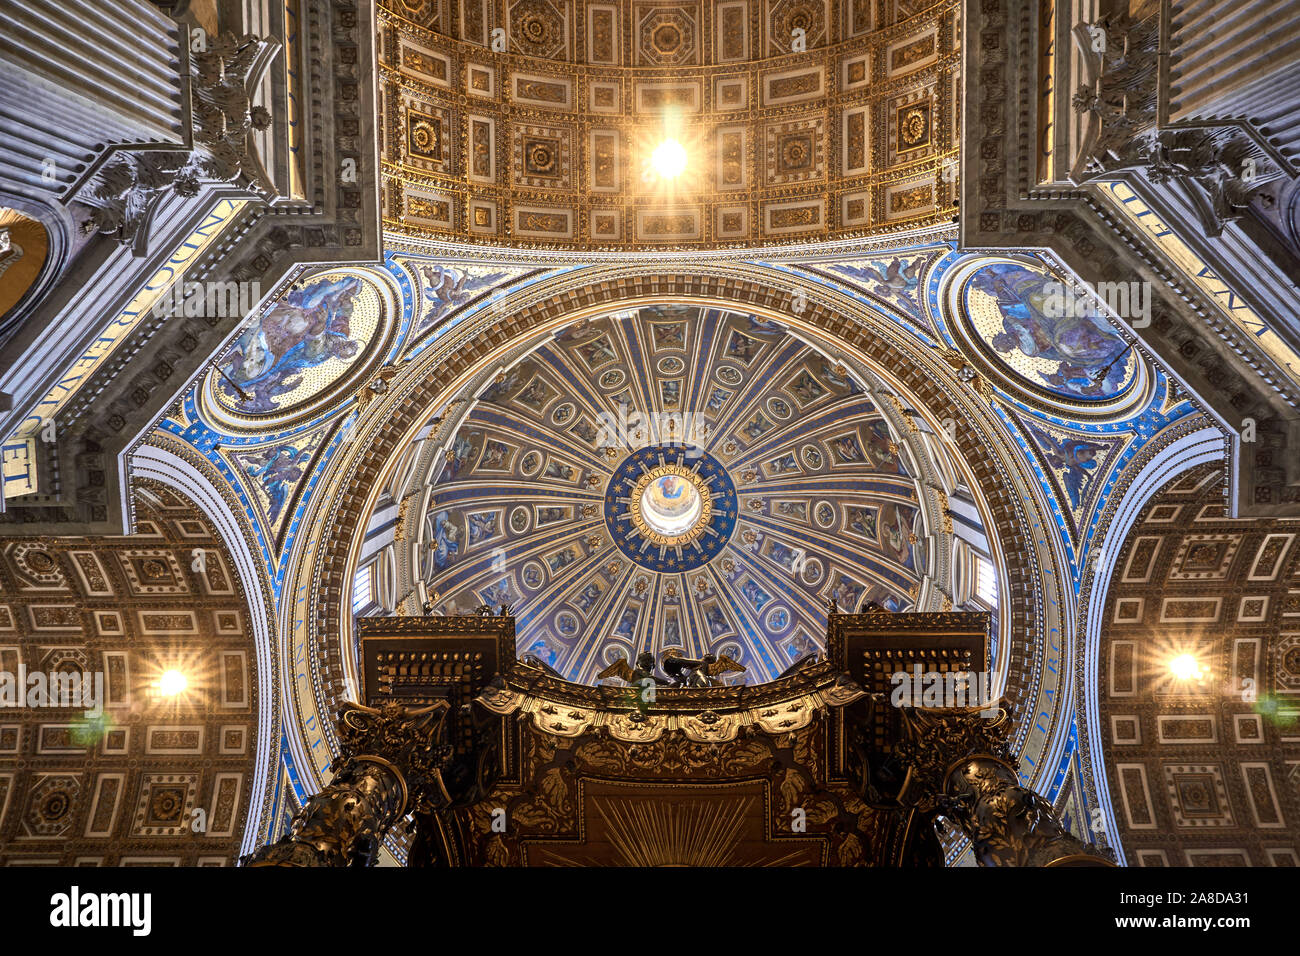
[245,701,452,867]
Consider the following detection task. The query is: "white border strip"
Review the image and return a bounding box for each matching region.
[1082,425,1226,863]
[131,443,276,858]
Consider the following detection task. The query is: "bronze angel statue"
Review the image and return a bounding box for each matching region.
[596,651,663,718]
[596,651,662,686]
[660,649,746,687]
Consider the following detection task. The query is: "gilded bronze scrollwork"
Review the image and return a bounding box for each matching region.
[245,699,502,867]
[881,703,1113,866]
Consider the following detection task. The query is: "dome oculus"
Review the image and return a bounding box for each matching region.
[605,447,736,572]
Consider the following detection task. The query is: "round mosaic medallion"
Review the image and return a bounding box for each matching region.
[949,256,1149,415]
[634,467,709,541]
[604,445,736,572]
[201,269,395,431]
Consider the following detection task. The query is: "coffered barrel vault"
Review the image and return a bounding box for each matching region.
[1098,463,1300,866]
[0,484,266,864]
[378,0,961,248]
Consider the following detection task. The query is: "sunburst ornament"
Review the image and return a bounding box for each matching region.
[592,797,800,867]
[604,446,736,572]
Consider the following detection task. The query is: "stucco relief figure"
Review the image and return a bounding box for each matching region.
[970,262,1130,399]
[190,32,274,188]
[219,275,364,411]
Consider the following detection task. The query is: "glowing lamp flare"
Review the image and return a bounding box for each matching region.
[651,139,688,179]
[157,669,188,696]
[1168,654,1202,681]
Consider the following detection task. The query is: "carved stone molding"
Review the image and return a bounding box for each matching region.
[72,32,279,252]
[961,0,1299,517]
[0,0,383,535]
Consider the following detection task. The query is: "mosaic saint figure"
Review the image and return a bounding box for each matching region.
[834,257,925,312]
[845,505,878,539]
[662,613,681,645]
[863,420,904,473]
[613,607,638,639]
[526,638,557,667]
[219,274,364,411]
[1030,425,1109,511]
[651,323,686,349]
[536,506,566,524]
[830,575,865,610]
[245,444,311,525]
[834,434,864,463]
[726,330,760,361]
[768,453,798,474]
[478,439,511,470]
[428,509,459,573]
[415,263,513,322]
[785,632,819,660]
[546,461,575,481]
[441,430,482,482]
[547,548,576,573]
[467,512,498,545]
[741,579,771,611]
[574,582,603,612]
[971,262,1130,398]
[577,336,617,367]
[478,578,512,607]
[516,377,552,411]
[789,370,826,404]
[878,503,917,571]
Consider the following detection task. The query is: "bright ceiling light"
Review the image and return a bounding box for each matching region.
[158,669,188,696]
[651,139,687,179]
[1168,654,1200,681]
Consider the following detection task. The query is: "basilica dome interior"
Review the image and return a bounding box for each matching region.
[0,0,1298,880]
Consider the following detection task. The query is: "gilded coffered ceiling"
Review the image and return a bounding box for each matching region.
[378,0,960,249]
[1097,463,1300,866]
[0,483,267,864]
